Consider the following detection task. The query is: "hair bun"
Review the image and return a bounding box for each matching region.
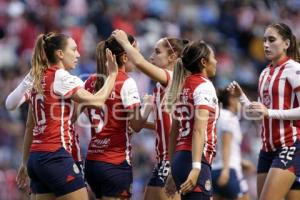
[182,39,189,45]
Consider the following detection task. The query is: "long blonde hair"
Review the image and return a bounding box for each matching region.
[165,58,190,112]
[31,32,69,94]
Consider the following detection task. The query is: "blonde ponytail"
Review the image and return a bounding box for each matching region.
[31,34,48,94]
[165,58,190,112]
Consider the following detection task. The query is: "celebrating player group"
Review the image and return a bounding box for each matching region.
[6,22,300,200]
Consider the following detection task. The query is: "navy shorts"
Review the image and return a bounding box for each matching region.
[171,151,212,200]
[257,140,300,190]
[27,148,86,197]
[148,160,170,187]
[212,168,248,199]
[85,160,132,199]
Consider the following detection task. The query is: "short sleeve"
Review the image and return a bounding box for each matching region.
[121,78,141,109]
[163,69,173,88]
[53,69,84,97]
[84,74,97,92]
[193,82,217,112]
[286,62,300,92]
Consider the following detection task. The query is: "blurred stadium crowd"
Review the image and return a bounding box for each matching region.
[1,0,300,199]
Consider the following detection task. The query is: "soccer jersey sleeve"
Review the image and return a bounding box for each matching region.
[162,69,173,88]
[84,74,97,92]
[287,62,300,92]
[120,78,141,109]
[53,69,84,98]
[193,82,217,112]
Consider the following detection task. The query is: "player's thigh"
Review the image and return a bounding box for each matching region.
[259,168,295,200]
[144,186,180,200]
[35,193,55,200]
[238,194,250,200]
[56,187,88,200]
[286,189,300,200]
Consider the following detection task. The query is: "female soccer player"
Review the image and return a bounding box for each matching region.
[22,32,118,200]
[166,40,219,200]
[7,72,85,191]
[84,34,152,200]
[212,89,250,200]
[113,29,188,200]
[228,22,300,200]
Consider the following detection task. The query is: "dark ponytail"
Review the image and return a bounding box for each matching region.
[95,41,108,92]
[95,33,135,91]
[289,34,300,62]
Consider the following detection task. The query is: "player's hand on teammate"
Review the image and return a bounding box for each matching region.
[106,48,118,76]
[179,168,200,195]
[217,168,230,186]
[112,29,131,47]
[227,81,244,97]
[165,174,177,198]
[16,163,29,190]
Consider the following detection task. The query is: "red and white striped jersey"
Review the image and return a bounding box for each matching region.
[153,69,173,163]
[258,57,300,152]
[175,73,219,165]
[30,66,83,152]
[85,70,141,165]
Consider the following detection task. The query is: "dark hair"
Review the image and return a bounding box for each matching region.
[162,38,190,56]
[95,34,135,91]
[32,32,69,94]
[180,40,211,74]
[268,23,300,62]
[217,89,230,109]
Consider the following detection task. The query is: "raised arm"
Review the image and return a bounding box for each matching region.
[112,29,169,86]
[71,49,118,107]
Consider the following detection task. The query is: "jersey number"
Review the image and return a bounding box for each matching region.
[33,94,46,134]
[90,109,105,133]
[279,146,296,161]
[176,106,191,137]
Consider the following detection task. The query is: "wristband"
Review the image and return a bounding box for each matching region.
[192,162,201,170]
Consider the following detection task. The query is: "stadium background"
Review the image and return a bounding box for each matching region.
[0,0,299,199]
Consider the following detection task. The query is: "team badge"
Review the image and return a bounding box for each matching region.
[262,94,271,107]
[205,179,211,191]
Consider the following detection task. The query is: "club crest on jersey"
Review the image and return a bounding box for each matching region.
[262,94,271,107]
[205,179,212,191]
